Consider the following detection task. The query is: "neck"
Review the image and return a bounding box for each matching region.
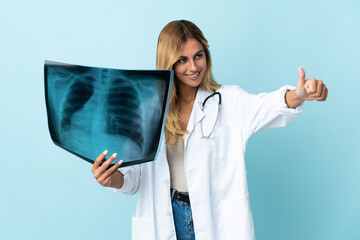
[178,85,198,104]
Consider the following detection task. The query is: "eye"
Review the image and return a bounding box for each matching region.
[177,58,186,64]
[195,53,203,59]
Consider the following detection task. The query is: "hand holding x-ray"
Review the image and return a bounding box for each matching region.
[91,150,124,188]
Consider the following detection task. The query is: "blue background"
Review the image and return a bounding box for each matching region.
[1,0,359,239]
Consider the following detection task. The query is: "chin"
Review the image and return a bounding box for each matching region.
[184,80,202,89]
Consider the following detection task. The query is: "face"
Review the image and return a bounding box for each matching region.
[173,38,207,90]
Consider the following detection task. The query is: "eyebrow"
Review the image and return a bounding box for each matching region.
[179,50,204,59]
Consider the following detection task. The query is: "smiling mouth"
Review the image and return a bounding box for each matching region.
[186,71,200,79]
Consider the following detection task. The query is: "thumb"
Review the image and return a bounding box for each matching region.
[297,66,306,88]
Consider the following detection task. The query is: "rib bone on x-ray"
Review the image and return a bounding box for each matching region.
[45,60,173,167]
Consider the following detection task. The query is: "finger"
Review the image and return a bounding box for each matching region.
[297,66,306,88]
[305,78,317,94]
[97,160,124,186]
[97,159,123,183]
[319,84,327,101]
[316,83,326,101]
[311,80,324,99]
[94,153,118,179]
[103,176,112,187]
[92,150,108,173]
[317,80,324,97]
[324,87,328,101]
[313,84,327,101]
[100,153,118,170]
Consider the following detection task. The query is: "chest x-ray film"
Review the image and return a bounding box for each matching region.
[45,60,173,167]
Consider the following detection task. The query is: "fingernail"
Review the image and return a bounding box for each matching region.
[112,153,118,158]
[103,150,108,155]
[118,160,123,165]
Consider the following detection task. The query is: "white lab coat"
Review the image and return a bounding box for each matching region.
[111,85,303,240]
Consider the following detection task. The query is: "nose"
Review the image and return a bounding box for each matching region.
[188,59,198,72]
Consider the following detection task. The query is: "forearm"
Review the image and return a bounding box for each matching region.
[285,89,304,108]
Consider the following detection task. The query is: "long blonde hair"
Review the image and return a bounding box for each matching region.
[156,20,221,146]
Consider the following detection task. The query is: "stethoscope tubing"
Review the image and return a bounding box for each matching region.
[202,91,221,108]
[201,91,222,138]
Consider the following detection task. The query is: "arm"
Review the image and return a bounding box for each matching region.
[234,85,303,140]
[285,67,328,108]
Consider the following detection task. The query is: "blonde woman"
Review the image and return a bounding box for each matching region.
[91,20,328,240]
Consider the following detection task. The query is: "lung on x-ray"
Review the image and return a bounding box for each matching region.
[44,60,173,167]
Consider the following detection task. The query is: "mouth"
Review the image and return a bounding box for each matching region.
[186,70,201,80]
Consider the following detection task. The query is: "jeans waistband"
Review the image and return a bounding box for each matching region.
[171,188,190,204]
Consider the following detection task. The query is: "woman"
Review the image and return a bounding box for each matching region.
[91,20,328,240]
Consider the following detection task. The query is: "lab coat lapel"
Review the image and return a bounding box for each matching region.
[184,88,209,149]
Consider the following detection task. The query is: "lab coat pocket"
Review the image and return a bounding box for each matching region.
[132,215,153,240]
[220,197,255,239]
[212,126,235,162]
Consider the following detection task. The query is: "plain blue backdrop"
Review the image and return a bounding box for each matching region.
[1,0,359,239]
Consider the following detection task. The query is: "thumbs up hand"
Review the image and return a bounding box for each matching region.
[295,67,328,101]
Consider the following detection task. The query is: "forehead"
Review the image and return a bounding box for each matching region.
[180,38,204,56]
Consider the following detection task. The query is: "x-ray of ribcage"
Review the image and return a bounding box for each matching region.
[45,60,173,167]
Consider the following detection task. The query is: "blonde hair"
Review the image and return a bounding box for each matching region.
[156,20,221,146]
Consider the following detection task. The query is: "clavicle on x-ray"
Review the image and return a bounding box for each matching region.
[44,60,173,167]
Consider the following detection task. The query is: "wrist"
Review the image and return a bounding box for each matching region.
[285,89,304,108]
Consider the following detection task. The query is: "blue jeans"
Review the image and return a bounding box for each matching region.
[171,189,195,240]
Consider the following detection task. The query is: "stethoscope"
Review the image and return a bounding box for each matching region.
[201,92,222,138]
